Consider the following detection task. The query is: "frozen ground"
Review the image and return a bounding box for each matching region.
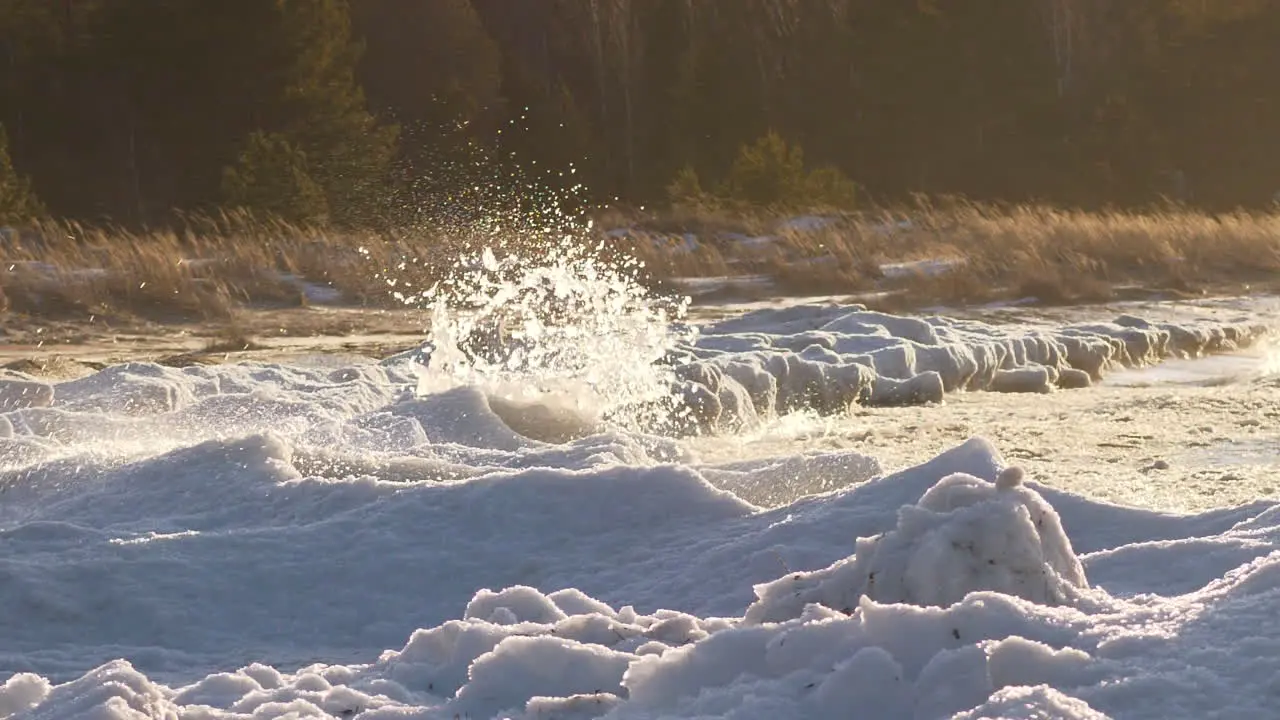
[1,286,1279,718]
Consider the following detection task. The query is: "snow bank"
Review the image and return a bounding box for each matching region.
[2,407,1279,718]
[603,228,701,255]
[658,303,1270,432]
[274,271,345,305]
[879,257,965,280]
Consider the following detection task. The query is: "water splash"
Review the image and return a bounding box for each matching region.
[1257,338,1280,379]
[359,123,697,433]
[412,238,695,432]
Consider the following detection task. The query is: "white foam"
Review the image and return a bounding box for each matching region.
[410,243,693,434]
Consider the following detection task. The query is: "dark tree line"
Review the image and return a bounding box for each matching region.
[4,0,1280,228]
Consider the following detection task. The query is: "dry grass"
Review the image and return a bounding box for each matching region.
[0,210,514,323]
[610,200,1280,308]
[5,201,1280,326]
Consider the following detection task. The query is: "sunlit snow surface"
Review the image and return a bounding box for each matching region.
[2,295,1280,718]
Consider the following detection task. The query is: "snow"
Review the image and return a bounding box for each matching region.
[724,233,779,251]
[743,466,1089,624]
[879,258,965,280]
[274,272,344,306]
[775,215,838,235]
[602,216,974,306]
[667,275,774,300]
[0,374,55,411]
[1,298,1279,718]
[603,228,701,255]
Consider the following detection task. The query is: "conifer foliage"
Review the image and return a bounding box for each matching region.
[0,124,43,224]
[2,1,1280,225]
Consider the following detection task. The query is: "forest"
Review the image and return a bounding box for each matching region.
[3,0,1280,230]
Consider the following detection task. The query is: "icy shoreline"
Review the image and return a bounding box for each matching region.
[660,303,1269,434]
[1,302,1278,718]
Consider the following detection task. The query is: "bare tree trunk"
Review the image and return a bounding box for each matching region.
[127,106,144,225]
[608,0,636,193]
[1043,0,1075,97]
[1042,0,1119,100]
[747,0,800,126]
[4,38,21,150]
[620,44,635,192]
[587,0,607,122]
[582,0,620,184]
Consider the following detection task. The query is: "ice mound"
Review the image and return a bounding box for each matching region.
[696,449,883,507]
[744,466,1089,624]
[659,303,1271,433]
[7,579,1092,718]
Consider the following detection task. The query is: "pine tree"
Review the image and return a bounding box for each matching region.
[221,131,329,225]
[350,0,505,220]
[273,0,399,227]
[0,124,44,224]
[721,130,807,207]
[87,0,283,222]
[0,0,108,220]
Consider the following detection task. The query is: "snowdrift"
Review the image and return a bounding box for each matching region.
[1,433,1277,719]
[0,302,1277,718]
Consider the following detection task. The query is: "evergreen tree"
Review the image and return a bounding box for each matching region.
[222,131,329,225]
[709,131,858,210]
[0,124,43,224]
[721,130,808,207]
[0,0,108,219]
[84,0,282,223]
[272,0,399,227]
[9,0,1280,222]
[351,0,505,220]
[469,0,608,192]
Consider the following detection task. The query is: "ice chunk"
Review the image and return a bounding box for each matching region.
[465,586,569,625]
[450,636,632,719]
[0,673,50,715]
[952,684,1111,719]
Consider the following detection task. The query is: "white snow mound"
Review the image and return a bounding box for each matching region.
[745,465,1088,624]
